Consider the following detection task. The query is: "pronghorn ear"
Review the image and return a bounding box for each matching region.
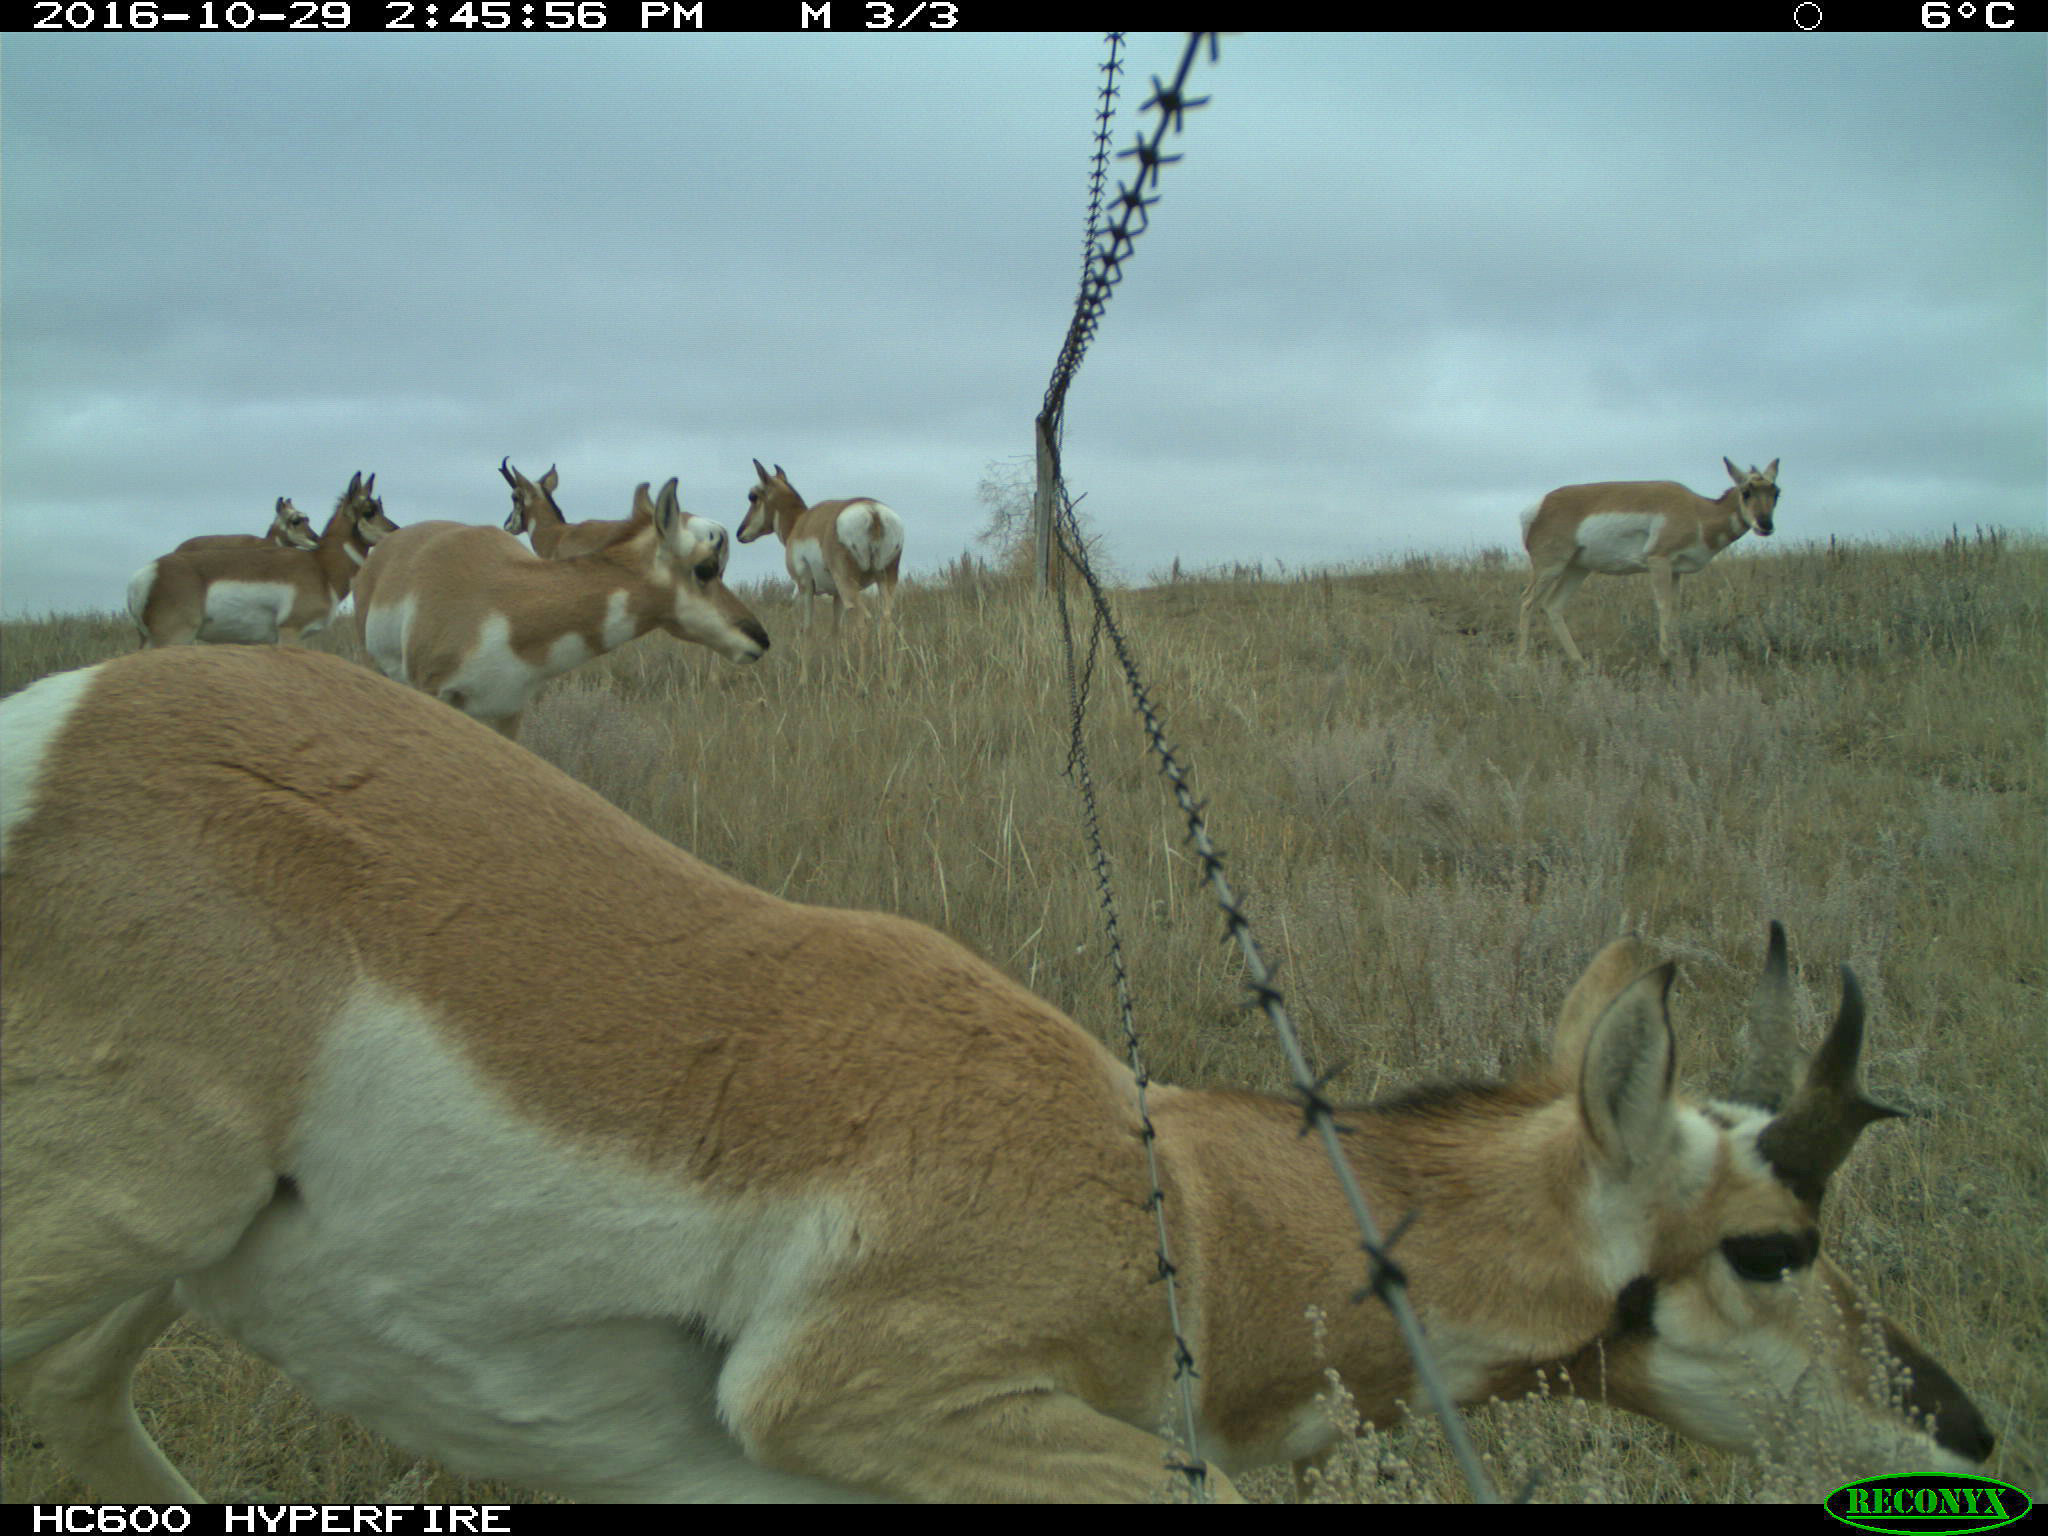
[542,466,559,492]
[1761,459,1779,483]
[654,478,681,532]
[1553,938,1657,1075]
[1576,963,1678,1176]
[347,472,364,496]
[630,482,656,521]
[1724,457,1744,485]
[364,474,377,498]
[276,496,289,513]
[753,458,771,482]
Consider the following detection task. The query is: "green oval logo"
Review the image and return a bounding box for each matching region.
[1825,1475,2033,1535]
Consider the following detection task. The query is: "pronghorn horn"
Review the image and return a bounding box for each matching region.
[500,458,519,485]
[1731,921,1799,1112]
[364,474,376,498]
[1754,967,1906,1207]
[347,472,363,495]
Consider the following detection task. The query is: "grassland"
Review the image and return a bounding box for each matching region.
[3,530,2042,1503]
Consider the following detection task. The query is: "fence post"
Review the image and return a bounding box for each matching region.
[1033,414,1058,593]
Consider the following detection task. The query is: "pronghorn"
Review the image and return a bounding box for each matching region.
[354,478,767,739]
[1517,458,1781,665]
[0,645,1989,1504]
[174,497,321,555]
[127,474,397,649]
[500,459,648,560]
[736,459,904,637]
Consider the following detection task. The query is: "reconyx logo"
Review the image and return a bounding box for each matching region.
[1826,1475,2032,1535]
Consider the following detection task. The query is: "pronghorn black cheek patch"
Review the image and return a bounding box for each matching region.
[1614,1274,1657,1336]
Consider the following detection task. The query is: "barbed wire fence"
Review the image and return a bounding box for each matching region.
[1037,32,1502,1506]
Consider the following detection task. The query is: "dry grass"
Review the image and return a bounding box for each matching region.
[3,529,2042,1503]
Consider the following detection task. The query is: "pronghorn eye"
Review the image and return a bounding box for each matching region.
[1721,1231,1818,1283]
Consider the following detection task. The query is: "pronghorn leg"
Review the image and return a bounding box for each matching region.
[4,1286,199,1502]
[3,1062,278,1499]
[876,558,900,641]
[1516,568,1554,661]
[1647,556,1678,662]
[834,565,868,647]
[1539,565,1592,666]
[741,1374,1241,1503]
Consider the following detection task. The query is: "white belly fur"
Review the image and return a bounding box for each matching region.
[1572,512,1662,574]
[176,981,866,1502]
[1571,511,1719,576]
[197,581,312,644]
[787,539,837,598]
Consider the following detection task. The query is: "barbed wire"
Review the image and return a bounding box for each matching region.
[1048,496,1501,1505]
[1040,32,1213,452]
[1036,32,1502,1506]
[1078,35,1124,303]
[1051,502,1212,1502]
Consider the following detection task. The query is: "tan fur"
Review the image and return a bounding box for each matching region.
[500,461,649,560]
[1518,458,1781,665]
[1,651,1984,1503]
[175,497,321,555]
[354,479,767,738]
[736,459,904,640]
[130,475,396,648]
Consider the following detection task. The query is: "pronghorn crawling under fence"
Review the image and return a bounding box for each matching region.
[127,474,397,649]
[354,478,767,739]
[500,459,648,560]
[1518,458,1781,665]
[736,460,904,638]
[0,645,1990,1504]
[174,497,321,555]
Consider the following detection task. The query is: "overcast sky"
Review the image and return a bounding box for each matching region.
[3,32,2042,618]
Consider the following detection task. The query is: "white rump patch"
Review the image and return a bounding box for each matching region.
[833,502,905,576]
[124,562,160,631]
[361,594,418,686]
[0,664,99,868]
